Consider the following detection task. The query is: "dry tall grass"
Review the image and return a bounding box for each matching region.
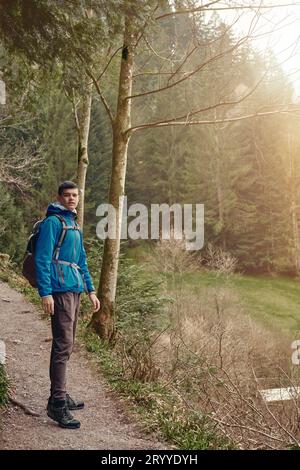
[146,239,300,449]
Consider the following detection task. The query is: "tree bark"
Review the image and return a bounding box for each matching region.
[213,115,226,249]
[75,81,93,228]
[288,129,300,274]
[89,18,135,340]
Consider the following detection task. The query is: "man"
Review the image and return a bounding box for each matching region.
[35,180,100,429]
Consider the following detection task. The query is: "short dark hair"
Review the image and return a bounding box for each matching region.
[58,181,79,195]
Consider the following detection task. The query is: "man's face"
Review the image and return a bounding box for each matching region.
[58,188,79,211]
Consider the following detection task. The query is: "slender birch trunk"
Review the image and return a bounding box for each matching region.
[75,81,93,228]
[288,129,300,274]
[213,116,226,249]
[89,19,135,339]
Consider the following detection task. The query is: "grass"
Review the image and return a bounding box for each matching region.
[168,271,300,334]
[2,252,300,449]
[124,241,154,264]
[126,243,300,334]
[1,264,231,449]
[78,322,234,450]
[0,364,9,407]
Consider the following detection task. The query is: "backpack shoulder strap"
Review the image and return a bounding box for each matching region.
[26,217,47,254]
[51,214,68,260]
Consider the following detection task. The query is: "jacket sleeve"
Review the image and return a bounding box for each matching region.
[34,216,61,297]
[78,232,95,293]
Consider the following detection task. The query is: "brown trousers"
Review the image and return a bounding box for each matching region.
[50,292,81,401]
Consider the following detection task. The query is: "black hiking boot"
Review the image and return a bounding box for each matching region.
[66,393,84,411]
[47,398,80,429]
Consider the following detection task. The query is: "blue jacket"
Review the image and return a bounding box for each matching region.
[34,202,95,297]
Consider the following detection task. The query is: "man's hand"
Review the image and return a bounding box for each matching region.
[88,292,101,312]
[42,295,54,315]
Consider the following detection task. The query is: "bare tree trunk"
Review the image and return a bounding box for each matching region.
[75,81,93,228]
[213,114,226,249]
[215,144,225,245]
[291,204,300,273]
[89,19,135,339]
[288,129,300,274]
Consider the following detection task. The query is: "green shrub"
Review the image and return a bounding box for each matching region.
[0,364,9,406]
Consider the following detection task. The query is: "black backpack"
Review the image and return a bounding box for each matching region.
[22,214,77,288]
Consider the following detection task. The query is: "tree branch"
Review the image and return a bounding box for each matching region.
[129,69,268,133]
[84,66,115,126]
[133,2,160,50]
[127,35,248,100]
[142,35,181,63]
[167,11,243,85]
[155,2,300,21]
[96,46,123,82]
[127,107,300,135]
[74,49,115,126]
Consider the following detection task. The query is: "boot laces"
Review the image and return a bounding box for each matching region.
[61,404,73,420]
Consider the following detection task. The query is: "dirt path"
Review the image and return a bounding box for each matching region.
[0,281,167,450]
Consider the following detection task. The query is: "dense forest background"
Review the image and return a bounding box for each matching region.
[2,1,300,450]
[1,2,300,276]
